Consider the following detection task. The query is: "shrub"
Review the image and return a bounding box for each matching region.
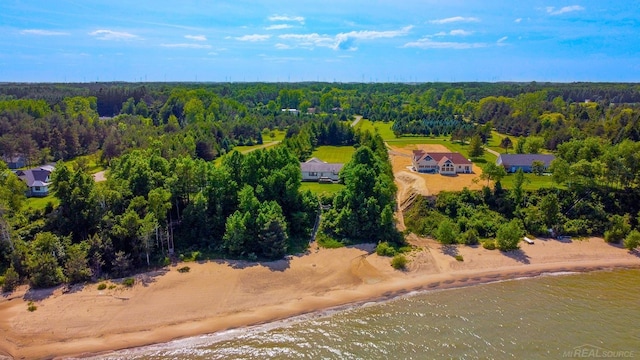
[391,254,408,270]
[461,229,479,245]
[97,283,107,290]
[455,255,464,262]
[435,218,459,245]
[624,230,640,250]
[122,278,135,287]
[108,285,116,290]
[177,266,190,273]
[27,301,37,312]
[316,233,345,249]
[2,266,20,293]
[376,242,396,257]
[496,219,524,251]
[482,240,496,250]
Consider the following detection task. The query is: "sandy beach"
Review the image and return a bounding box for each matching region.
[1,235,639,359]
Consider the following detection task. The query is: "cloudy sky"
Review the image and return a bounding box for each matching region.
[1,0,639,82]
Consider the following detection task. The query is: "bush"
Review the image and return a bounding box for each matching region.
[624,230,640,250]
[391,254,408,270]
[2,266,20,293]
[376,242,396,257]
[122,278,135,287]
[461,229,479,245]
[455,255,464,262]
[97,283,107,290]
[316,233,345,249]
[177,266,190,273]
[27,301,37,312]
[482,240,496,250]
[496,219,524,251]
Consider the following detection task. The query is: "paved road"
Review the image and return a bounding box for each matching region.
[350,115,363,127]
[484,147,501,157]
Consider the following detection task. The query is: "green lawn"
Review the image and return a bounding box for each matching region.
[25,195,59,211]
[300,182,344,195]
[67,153,106,174]
[499,173,560,190]
[355,119,396,140]
[311,146,355,164]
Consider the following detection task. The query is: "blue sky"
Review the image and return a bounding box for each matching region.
[1,0,639,82]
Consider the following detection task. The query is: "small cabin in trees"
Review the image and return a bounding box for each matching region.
[2,155,26,169]
[496,154,555,173]
[300,158,343,182]
[412,150,472,175]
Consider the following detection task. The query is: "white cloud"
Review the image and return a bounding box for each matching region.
[275,43,291,49]
[161,43,212,49]
[279,25,413,51]
[234,34,271,42]
[185,35,207,41]
[403,38,487,49]
[266,24,293,30]
[546,5,585,15]
[497,36,508,46]
[268,15,305,23]
[515,18,522,23]
[20,29,70,36]
[89,30,139,41]
[430,16,480,24]
[449,29,473,36]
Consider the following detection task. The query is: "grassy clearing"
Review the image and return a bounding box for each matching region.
[25,195,59,211]
[311,146,355,164]
[300,182,344,195]
[67,153,106,174]
[500,173,560,190]
[355,119,396,140]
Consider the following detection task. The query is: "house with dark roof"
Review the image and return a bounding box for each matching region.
[300,158,343,182]
[412,150,472,175]
[15,165,55,197]
[496,154,556,173]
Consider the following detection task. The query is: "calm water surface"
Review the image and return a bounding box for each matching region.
[92,269,640,359]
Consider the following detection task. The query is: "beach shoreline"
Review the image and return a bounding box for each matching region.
[1,236,639,359]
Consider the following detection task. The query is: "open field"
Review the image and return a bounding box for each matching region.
[355,119,395,140]
[311,146,355,164]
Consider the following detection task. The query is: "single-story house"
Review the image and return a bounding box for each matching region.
[301,157,343,182]
[496,154,556,173]
[2,155,26,169]
[15,164,55,197]
[412,150,472,175]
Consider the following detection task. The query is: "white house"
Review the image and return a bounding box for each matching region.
[412,150,472,175]
[300,158,343,182]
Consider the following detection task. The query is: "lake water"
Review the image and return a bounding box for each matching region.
[92,269,640,359]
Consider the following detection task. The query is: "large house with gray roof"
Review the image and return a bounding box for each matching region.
[300,158,343,182]
[496,154,556,173]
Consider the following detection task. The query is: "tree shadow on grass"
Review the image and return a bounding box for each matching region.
[501,249,531,264]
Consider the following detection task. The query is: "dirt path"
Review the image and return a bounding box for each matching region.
[351,115,363,127]
[484,146,500,158]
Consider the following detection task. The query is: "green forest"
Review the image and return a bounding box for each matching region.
[1,81,640,291]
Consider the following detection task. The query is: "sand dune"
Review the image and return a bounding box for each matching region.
[1,236,639,359]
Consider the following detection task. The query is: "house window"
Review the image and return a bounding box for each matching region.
[35,186,41,191]
[309,172,317,176]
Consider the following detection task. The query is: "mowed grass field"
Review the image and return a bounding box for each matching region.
[311,146,355,164]
[300,182,344,195]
